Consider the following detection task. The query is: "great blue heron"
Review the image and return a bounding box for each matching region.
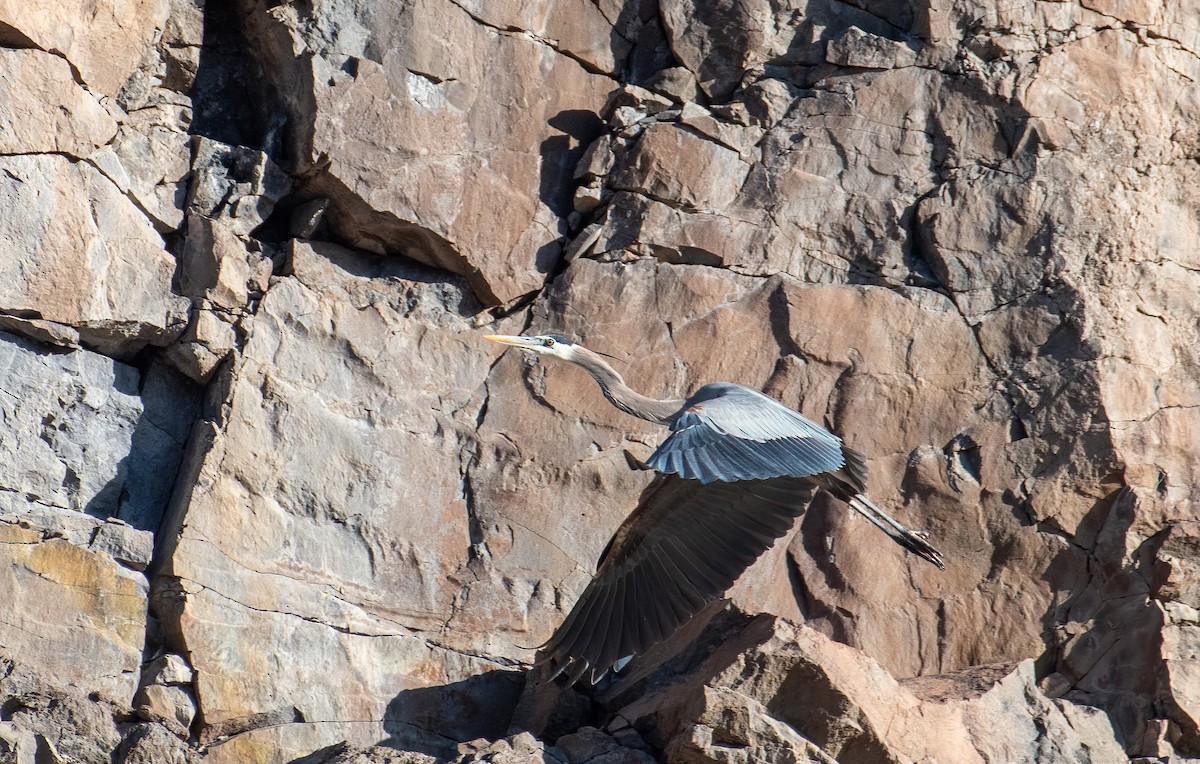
[485,333,944,686]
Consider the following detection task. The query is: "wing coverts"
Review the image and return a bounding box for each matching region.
[648,383,846,483]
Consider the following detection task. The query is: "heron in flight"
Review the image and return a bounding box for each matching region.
[485,333,944,687]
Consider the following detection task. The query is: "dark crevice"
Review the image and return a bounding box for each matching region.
[903,186,951,293]
[440,0,619,78]
[0,20,38,49]
[268,169,494,300]
[765,279,804,360]
[189,0,288,156]
[624,2,678,86]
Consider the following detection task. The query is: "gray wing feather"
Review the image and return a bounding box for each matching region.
[647,383,846,483]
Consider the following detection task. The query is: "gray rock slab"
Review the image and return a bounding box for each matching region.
[0,333,196,533]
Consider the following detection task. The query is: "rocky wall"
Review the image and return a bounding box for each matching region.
[0,0,1197,762]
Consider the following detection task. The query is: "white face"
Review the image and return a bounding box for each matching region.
[484,334,578,362]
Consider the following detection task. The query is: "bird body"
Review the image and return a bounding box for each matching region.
[484,333,944,686]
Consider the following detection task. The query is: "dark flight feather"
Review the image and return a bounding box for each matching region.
[535,474,816,683]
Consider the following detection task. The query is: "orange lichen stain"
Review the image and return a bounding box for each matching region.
[204,731,286,764]
[25,538,146,642]
[0,523,42,544]
[408,655,447,685]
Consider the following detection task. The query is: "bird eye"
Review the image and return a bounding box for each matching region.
[543,337,555,347]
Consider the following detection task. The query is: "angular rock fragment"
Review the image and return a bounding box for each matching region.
[178,215,256,309]
[0,49,117,156]
[613,615,1124,763]
[116,724,196,764]
[825,27,918,70]
[186,138,291,235]
[641,66,700,104]
[103,102,193,232]
[0,156,189,354]
[610,122,751,211]
[242,3,615,305]
[0,0,170,98]
[166,306,240,383]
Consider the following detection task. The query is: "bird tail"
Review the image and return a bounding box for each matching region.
[846,493,946,570]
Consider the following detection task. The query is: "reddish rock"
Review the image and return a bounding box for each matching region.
[0,0,1195,761]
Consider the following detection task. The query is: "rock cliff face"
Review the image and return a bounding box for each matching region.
[0,0,1197,761]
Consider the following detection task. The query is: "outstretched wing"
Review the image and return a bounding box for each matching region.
[646,383,847,484]
[537,473,816,686]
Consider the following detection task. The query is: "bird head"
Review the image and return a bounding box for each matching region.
[484,333,581,362]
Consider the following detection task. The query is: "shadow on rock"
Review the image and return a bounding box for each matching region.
[540,109,605,221]
[1037,485,1163,751]
[379,670,526,758]
[510,604,767,745]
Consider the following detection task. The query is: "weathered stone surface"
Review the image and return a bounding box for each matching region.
[0,0,169,98]
[611,615,1124,764]
[134,683,197,736]
[139,682,196,728]
[242,0,616,305]
[659,0,903,101]
[186,138,292,235]
[0,329,190,730]
[0,333,195,529]
[0,156,189,353]
[91,518,156,571]
[55,0,198,242]
[178,215,256,309]
[450,0,648,76]
[0,722,38,764]
[0,315,80,349]
[0,332,141,518]
[553,728,656,764]
[455,733,556,763]
[160,0,205,93]
[164,241,524,761]
[102,103,193,232]
[1,0,1198,760]
[0,518,147,704]
[165,197,268,384]
[0,49,117,155]
[641,66,700,103]
[166,306,240,383]
[659,0,777,102]
[826,27,918,70]
[115,723,196,764]
[451,728,654,763]
[306,744,437,764]
[610,122,752,211]
[0,681,120,764]
[143,653,195,687]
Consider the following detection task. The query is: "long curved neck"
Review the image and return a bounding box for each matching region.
[572,348,683,425]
